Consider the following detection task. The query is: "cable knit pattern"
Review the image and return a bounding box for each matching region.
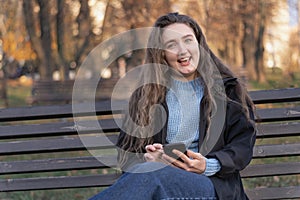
[166,78,203,152]
[166,78,221,176]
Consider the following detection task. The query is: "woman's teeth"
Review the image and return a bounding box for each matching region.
[178,57,190,66]
[178,58,189,63]
[178,58,190,66]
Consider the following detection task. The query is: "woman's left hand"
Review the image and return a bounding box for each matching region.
[162,150,206,174]
[144,143,164,162]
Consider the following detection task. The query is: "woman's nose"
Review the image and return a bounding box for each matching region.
[178,43,188,56]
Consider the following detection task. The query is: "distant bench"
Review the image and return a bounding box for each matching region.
[1,87,300,199]
[29,78,120,105]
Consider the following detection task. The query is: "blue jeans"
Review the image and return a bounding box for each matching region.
[89,162,217,200]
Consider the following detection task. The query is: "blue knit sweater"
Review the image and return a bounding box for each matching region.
[166,78,221,176]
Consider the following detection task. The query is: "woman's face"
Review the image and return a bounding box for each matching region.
[162,23,199,81]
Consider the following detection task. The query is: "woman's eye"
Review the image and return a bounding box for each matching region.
[185,38,193,44]
[166,43,177,49]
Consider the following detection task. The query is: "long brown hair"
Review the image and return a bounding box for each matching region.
[118,13,254,165]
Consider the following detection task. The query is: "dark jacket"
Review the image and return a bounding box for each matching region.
[117,77,256,200]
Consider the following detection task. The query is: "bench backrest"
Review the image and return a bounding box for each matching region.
[1,87,300,199]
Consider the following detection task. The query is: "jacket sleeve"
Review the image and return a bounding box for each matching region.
[207,81,257,177]
[213,101,256,177]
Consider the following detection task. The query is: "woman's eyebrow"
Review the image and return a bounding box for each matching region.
[182,34,194,39]
[163,39,176,46]
[163,34,195,46]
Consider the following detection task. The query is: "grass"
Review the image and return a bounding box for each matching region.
[249,68,300,90]
[0,79,31,108]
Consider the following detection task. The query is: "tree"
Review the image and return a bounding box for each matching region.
[0,0,34,107]
[241,0,277,82]
[254,0,267,83]
[1,0,34,61]
[120,0,172,71]
[195,0,277,83]
[286,30,299,81]
[56,0,68,80]
[15,0,283,84]
[23,0,53,79]
[97,0,173,77]
[240,0,257,81]
[22,0,95,80]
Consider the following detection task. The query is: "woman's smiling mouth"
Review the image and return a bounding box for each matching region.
[177,57,191,66]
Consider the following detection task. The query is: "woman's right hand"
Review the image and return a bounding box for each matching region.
[144,143,164,162]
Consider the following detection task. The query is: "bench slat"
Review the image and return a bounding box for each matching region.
[0,174,121,192]
[253,143,300,158]
[245,186,300,200]
[256,122,300,138]
[0,156,117,175]
[1,137,299,157]
[0,119,119,139]
[249,88,300,104]
[0,100,125,122]
[0,104,74,122]
[2,97,300,123]
[1,101,300,123]
[255,106,300,122]
[240,162,300,178]
[3,156,299,178]
[1,136,299,158]
[0,135,118,155]
[1,120,299,140]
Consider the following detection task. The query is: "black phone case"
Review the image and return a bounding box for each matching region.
[163,143,187,161]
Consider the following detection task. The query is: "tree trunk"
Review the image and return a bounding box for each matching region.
[254,0,266,83]
[99,0,112,42]
[37,0,54,79]
[255,22,266,83]
[241,20,256,81]
[298,0,300,74]
[56,0,69,80]
[22,0,51,80]
[0,68,8,107]
[75,0,92,66]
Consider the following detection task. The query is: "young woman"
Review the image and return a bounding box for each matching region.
[89,12,256,200]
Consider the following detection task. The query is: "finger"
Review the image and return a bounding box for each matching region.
[171,150,202,172]
[186,150,196,157]
[145,145,156,152]
[172,149,189,162]
[161,153,177,164]
[186,150,202,160]
[144,153,154,161]
[162,153,187,169]
[172,158,189,170]
[153,143,163,149]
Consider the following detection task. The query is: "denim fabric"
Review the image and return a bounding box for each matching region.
[89,162,217,200]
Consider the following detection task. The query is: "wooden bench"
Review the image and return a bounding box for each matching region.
[29,78,120,105]
[1,87,300,199]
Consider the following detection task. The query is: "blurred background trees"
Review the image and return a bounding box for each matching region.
[0,0,299,107]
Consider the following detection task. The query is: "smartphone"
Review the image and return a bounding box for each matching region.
[163,143,187,162]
